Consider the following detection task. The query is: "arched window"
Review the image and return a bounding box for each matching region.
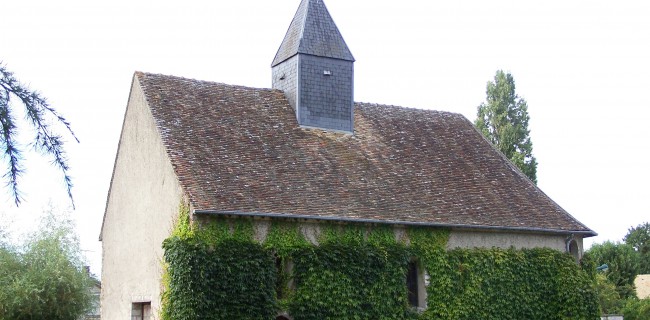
[568,239,580,262]
[275,312,293,320]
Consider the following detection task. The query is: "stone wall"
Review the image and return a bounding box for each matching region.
[636,274,650,299]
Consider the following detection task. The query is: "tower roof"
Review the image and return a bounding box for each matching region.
[271,0,354,67]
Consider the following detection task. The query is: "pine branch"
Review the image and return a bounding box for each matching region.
[0,101,24,205]
[0,63,77,207]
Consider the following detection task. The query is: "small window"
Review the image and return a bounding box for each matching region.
[407,261,419,306]
[131,302,151,320]
[568,240,580,262]
[275,254,294,299]
[407,260,428,310]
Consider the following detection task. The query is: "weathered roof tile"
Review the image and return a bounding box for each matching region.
[137,72,594,235]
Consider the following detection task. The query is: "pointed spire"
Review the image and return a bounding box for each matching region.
[272,0,354,67]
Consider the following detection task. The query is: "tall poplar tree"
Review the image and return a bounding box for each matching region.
[475,70,537,183]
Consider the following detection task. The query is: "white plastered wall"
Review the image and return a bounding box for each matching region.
[246,220,581,255]
[249,220,581,311]
[635,274,650,299]
[447,229,583,256]
[100,76,183,319]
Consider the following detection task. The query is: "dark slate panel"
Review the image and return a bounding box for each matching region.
[298,55,353,132]
[272,0,354,67]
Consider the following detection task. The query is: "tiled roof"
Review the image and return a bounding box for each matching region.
[137,72,594,235]
[271,0,354,67]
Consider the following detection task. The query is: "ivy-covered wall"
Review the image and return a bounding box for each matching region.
[161,207,599,320]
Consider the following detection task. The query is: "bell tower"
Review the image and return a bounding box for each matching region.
[272,0,355,133]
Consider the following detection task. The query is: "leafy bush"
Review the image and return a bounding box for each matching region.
[622,298,650,320]
[594,274,625,314]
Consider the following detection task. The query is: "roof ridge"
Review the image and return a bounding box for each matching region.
[136,72,275,92]
[355,102,465,117]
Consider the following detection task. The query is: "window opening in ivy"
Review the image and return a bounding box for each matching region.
[275,254,294,299]
[131,301,151,320]
[407,260,428,310]
[275,255,284,298]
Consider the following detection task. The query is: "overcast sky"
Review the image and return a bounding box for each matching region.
[1,0,649,276]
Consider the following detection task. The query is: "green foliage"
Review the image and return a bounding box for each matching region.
[163,237,277,320]
[408,227,449,254]
[170,202,194,239]
[318,224,367,246]
[588,223,650,315]
[162,209,598,320]
[582,253,626,314]
[475,70,537,183]
[587,241,640,299]
[196,217,255,245]
[419,247,598,320]
[289,226,414,320]
[262,221,311,310]
[594,274,625,314]
[622,298,650,320]
[0,62,78,206]
[624,222,650,274]
[162,215,276,320]
[290,243,413,319]
[0,211,93,319]
[264,221,310,256]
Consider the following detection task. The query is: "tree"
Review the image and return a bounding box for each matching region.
[475,70,537,183]
[624,222,650,274]
[0,211,93,319]
[587,241,640,300]
[594,273,625,315]
[623,298,650,320]
[0,63,78,206]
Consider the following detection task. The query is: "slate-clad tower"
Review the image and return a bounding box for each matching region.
[272,0,355,133]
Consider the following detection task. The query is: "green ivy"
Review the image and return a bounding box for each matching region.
[161,206,599,320]
[263,221,310,257]
[289,226,414,320]
[170,202,193,239]
[163,237,276,320]
[162,209,276,320]
[262,221,310,310]
[419,248,599,320]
